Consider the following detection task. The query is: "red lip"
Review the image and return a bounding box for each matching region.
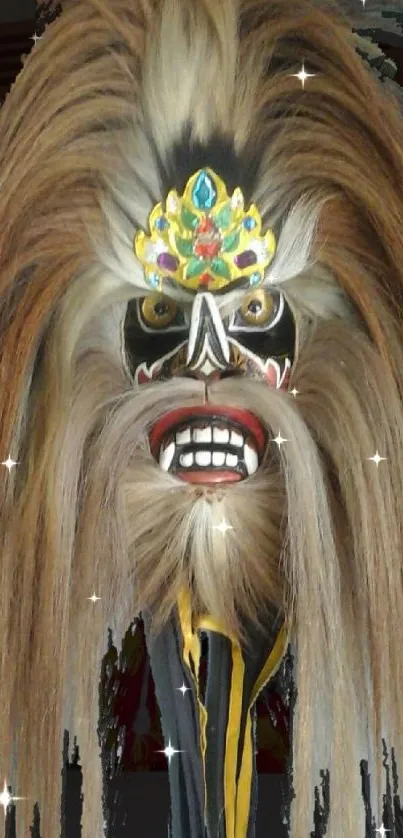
[149,405,267,456]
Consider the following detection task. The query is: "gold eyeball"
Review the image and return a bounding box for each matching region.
[240,289,275,326]
[141,294,177,329]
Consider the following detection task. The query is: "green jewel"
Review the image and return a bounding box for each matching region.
[211,258,230,279]
[214,204,232,230]
[175,237,194,258]
[186,256,207,279]
[221,230,240,253]
[181,206,199,231]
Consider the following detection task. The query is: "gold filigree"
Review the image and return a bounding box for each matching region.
[134,168,276,294]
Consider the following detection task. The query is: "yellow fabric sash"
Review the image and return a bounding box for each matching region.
[176,589,290,837]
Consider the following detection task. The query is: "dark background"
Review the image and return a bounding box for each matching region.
[0,2,402,836]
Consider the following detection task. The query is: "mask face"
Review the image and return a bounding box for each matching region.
[124,166,298,485]
[123,284,296,484]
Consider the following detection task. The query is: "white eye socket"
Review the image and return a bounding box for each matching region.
[240,289,275,326]
[140,294,178,329]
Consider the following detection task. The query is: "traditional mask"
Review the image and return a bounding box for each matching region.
[126,168,296,487]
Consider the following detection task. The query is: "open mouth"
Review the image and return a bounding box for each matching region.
[149,406,267,484]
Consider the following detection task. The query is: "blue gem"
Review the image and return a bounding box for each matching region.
[250,272,261,286]
[155,216,168,231]
[192,170,217,210]
[243,217,256,231]
[147,272,160,288]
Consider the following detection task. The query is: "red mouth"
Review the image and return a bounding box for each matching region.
[149,405,267,484]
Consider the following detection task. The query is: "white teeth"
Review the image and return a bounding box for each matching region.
[244,443,258,476]
[213,428,230,444]
[159,441,175,472]
[230,430,244,447]
[159,425,261,476]
[179,452,194,467]
[193,427,212,443]
[195,451,212,466]
[212,451,226,466]
[176,428,191,444]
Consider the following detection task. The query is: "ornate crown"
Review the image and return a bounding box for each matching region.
[134,167,276,294]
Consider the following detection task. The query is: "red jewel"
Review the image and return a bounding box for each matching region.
[193,217,221,260]
[199,272,212,286]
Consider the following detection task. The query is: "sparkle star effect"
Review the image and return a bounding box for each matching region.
[87,592,101,603]
[273,432,289,448]
[289,61,317,89]
[0,780,26,815]
[1,456,18,472]
[376,825,390,838]
[213,519,233,535]
[368,451,387,467]
[290,388,299,397]
[31,32,44,47]
[177,683,190,697]
[157,739,183,764]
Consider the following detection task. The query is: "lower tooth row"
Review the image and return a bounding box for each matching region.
[181,451,236,467]
[159,442,258,475]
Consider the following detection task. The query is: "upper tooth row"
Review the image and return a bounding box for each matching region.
[175,427,245,446]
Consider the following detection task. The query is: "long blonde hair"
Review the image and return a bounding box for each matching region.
[1,0,403,835]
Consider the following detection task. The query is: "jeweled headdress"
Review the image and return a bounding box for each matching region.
[134,167,276,293]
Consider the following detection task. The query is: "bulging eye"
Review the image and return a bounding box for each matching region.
[140,294,178,329]
[240,289,275,326]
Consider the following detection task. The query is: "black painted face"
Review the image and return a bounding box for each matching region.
[123,286,295,388]
[123,286,296,485]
